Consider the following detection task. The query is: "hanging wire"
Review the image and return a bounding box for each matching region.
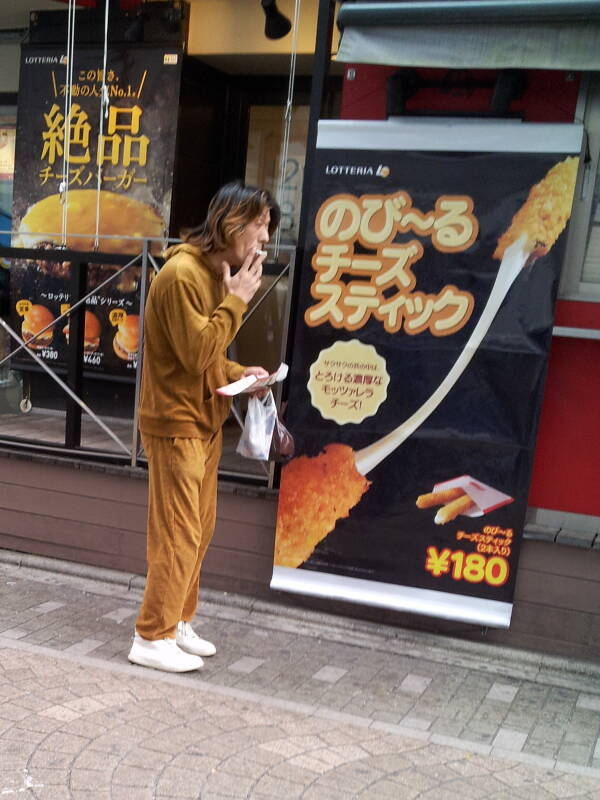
[94,0,111,250]
[273,0,302,259]
[60,0,77,247]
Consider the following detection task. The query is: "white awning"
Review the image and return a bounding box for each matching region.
[336,1,600,70]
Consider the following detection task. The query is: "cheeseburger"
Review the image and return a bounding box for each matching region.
[16,190,165,255]
[21,304,55,349]
[113,314,139,361]
[62,310,101,353]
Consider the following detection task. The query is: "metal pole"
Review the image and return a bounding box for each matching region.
[65,260,87,448]
[239,263,290,327]
[131,240,149,467]
[269,248,296,490]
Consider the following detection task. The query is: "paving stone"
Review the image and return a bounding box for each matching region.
[312,666,348,684]
[401,715,432,731]
[301,785,349,800]
[101,608,136,623]
[63,638,106,656]
[39,704,81,723]
[486,682,519,703]
[372,721,429,741]
[430,735,491,756]
[459,728,495,745]
[253,774,305,798]
[577,695,600,712]
[492,728,529,751]
[429,719,465,738]
[32,601,66,614]
[556,742,595,766]
[387,768,439,794]
[227,657,265,674]
[0,628,29,639]
[370,710,404,725]
[466,718,503,737]
[399,674,432,695]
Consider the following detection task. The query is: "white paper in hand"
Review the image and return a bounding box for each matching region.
[217,363,288,396]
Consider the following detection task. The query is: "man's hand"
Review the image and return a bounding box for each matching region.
[243,366,270,398]
[223,251,266,305]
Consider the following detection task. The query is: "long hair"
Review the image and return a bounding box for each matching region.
[183,182,280,253]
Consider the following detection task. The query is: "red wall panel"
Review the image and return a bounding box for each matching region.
[529,330,600,515]
[340,65,580,123]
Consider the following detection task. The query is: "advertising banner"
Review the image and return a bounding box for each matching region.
[272,120,583,627]
[0,126,16,181]
[10,45,182,377]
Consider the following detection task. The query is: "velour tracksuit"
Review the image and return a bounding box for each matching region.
[136,244,247,641]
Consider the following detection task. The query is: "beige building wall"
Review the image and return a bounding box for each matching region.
[187,0,320,56]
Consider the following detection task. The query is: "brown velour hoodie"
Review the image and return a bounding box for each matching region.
[138,243,247,439]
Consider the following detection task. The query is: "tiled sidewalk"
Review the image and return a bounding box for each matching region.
[0,552,600,798]
[2,643,600,800]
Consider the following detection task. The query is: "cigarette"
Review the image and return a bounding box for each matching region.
[416,487,465,509]
[434,493,474,525]
[255,249,267,257]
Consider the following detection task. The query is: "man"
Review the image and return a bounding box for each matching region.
[128,182,280,672]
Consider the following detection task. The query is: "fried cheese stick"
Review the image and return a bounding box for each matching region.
[416,487,466,509]
[274,444,371,568]
[493,156,579,260]
[434,494,474,525]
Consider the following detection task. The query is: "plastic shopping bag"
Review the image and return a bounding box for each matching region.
[269,414,295,462]
[236,390,278,461]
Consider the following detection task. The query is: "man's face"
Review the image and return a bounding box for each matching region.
[229,208,271,267]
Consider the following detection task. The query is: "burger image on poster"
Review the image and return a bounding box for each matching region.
[62,310,101,353]
[113,314,139,362]
[21,304,55,349]
[15,190,165,292]
[15,190,165,254]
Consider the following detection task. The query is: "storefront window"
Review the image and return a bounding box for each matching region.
[0,119,15,246]
[0,92,298,481]
[245,105,309,246]
[0,111,17,416]
[559,74,600,300]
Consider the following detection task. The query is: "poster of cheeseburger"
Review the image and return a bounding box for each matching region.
[271,120,583,627]
[10,45,182,376]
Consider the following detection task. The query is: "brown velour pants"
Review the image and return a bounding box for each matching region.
[135,430,222,640]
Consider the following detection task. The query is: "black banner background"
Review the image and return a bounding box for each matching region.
[276,144,577,609]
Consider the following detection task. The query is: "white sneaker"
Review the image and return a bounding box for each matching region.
[128,633,204,672]
[176,621,216,657]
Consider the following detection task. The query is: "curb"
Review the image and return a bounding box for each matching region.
[1,547,600,693]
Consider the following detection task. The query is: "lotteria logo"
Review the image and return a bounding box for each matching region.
[325,164,390,178]
[24,55,68,65]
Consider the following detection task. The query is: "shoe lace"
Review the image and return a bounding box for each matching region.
[181,621,197,640]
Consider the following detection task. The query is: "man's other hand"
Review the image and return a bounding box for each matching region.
[243,366,270,398]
